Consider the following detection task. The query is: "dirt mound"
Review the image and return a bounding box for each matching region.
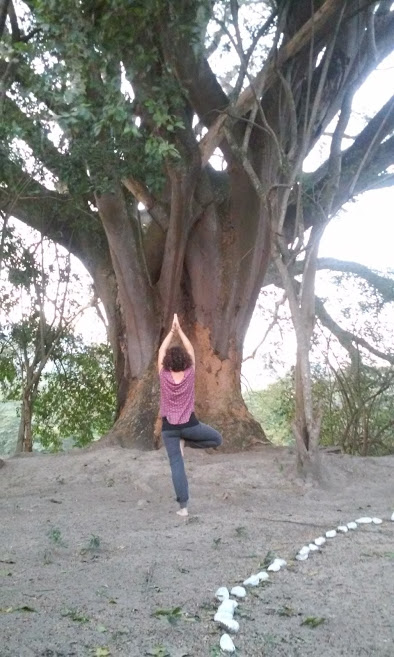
[1,446,393,656]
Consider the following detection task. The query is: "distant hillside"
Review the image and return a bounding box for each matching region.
[0,401,19,455]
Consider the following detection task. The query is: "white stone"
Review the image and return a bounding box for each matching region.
[347,521,357,530]
[243,574,260,587]
[326,530,337,538]
[215,587,230,602]
[267,558,287,572]
[391,512,394,521]
[220,634,236,653]
[225,618,239,633]
[337,525,348,533]
[230,585,246,598]
[214,611,228,622]
[308,543,320,551]
[355,517,373,524]
[299,545,310,556]
[218,599,238,616]
[314,536,326,546]
[256,571,269,582]
[214,613,239,633]
[372,517,382,525]
[296,552,308,561]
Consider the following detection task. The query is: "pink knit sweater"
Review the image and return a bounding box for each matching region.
[159,367,195,425]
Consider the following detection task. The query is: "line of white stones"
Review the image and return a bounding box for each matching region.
[213,512,394,653]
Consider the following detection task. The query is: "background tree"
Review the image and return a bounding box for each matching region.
[0,222,92,451]
[33,340,116,451]
[1,0,394,452]
[244,361,394,456]
[244,265,394,457]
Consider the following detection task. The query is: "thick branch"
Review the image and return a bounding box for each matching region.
[3,96,77,184]
[297,95,394,230]
[199,0,346,165]
[264,261,394,365]
[122,177,169,231]
[265,257,394,304]
[0,156,107,270]
[315,258,394,303]
[316,295,394,365]
[0,0,10,39]
[161,22,229,129]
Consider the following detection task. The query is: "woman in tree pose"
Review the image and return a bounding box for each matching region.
[158,313,222,516]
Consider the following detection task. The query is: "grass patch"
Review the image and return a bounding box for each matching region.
[61,608,90,623]
[301,616,326,628]
[153,606,183,625]
[47,527,67,547]
[235,526,248,538]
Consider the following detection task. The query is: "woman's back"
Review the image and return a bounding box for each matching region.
[159,366,195,425]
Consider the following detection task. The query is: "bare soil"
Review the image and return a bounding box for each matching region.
[1,445,393,657]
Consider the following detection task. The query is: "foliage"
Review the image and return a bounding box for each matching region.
[32,340,116,450]
[321,361,394,456]
[0,324,116,454]
[1,0,205,194]
[0,401,19,455]
[152,606,183,625]
[244,374,295,445]
[0,219,115,451]
[245,363,394,456]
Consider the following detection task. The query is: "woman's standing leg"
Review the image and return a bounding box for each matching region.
[162,429,189,516]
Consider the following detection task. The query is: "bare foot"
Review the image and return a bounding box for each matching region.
[176,508,188,517]
[180,439,185,458]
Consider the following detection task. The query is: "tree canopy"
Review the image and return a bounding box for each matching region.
[1,0,394,451]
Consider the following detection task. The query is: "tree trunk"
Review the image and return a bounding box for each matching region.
[15,403,25,454]
[15,393,33,453]
[98,359,159,449]
[93,169,271,451]
[294,351,323,481]
[193,323,267,449]
[98,321,267,451]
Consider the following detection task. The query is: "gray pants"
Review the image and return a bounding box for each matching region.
[162,422,222,508]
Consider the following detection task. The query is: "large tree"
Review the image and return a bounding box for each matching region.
[1,0,394,449]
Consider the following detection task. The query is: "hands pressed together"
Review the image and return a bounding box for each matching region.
[171,313,181,334]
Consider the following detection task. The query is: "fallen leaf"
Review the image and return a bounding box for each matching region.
[0,605,36,613]
[94,648,110,657]
[301,616,326,628]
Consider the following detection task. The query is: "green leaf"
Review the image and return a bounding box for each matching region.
[153,606,183,624]
[94,648,110,657]
[145,646,170,657]
[278,605,297,617]
[61,608,90,623]
[301,616,326,628]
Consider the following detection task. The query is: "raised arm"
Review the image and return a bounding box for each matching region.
[173,314,195,368]
[157,325,175,372]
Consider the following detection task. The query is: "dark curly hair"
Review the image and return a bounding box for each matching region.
[163,346,192,372]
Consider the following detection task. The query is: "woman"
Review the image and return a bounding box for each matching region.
[158,314,222,516]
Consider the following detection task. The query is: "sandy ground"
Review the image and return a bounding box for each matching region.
[0,445,393,657]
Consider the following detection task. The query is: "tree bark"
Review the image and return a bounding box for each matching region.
[193,323,267,450]
[15,392,33,453]
[15,402,25,454]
